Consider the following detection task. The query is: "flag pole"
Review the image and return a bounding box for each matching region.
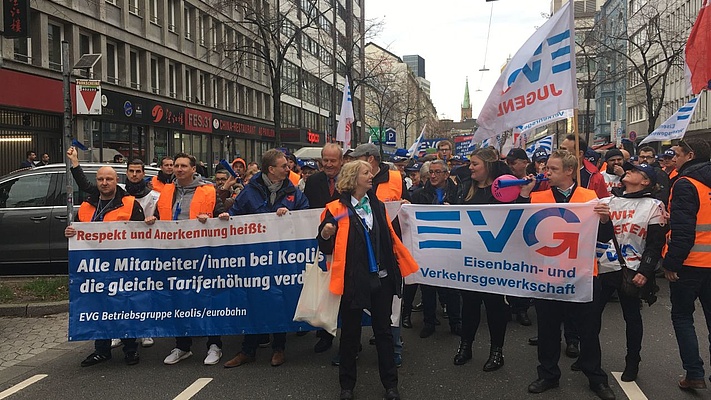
[573,109,581,185]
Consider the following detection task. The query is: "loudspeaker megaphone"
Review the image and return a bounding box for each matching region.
[491,174,548,202]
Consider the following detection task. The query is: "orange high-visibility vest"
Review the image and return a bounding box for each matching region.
[289,170,300,187]
[669,169,678,180]
[663,177,711,267]
[156,183,216,220]
[78,196,135,222]
[530,187,599,276]
[151,176,166,193]
[375,170,403,202]
[322,200,419,295]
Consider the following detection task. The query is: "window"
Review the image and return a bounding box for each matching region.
[168,0,176,31]
[184,6,192,40]
[199,14,206,46]
[130,50,140,89]
[604,98,612,122]
[169,63,176,98]
[106,42,118,83]
[13,37,31,63]
[212,78,219,108]
[150,0,159,24]
[48,23,63,71]
[184,68,193,101]
[225,81,233,111]
[151,58,160,94]
[129,0,140,16]
[212,20,219,49]
[0,174,51,208]
[79,34,93,77]
[198,72,206,104]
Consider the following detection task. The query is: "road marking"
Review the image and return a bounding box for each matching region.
[173,378,213,400]
[0,374,48,399]
[612,371,648,400]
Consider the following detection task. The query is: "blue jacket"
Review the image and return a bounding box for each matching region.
[228,172,309,215]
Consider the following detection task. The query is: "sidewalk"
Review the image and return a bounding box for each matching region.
[0,312,71,372]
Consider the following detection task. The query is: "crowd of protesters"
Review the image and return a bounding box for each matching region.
[62,135,711,400]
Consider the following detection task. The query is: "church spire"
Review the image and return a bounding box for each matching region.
[461,77,472,121]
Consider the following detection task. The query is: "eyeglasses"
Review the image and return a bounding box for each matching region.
[429,170,447,175]
[638,155,654,160]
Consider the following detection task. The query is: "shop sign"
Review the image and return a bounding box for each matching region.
[185,108,212,133]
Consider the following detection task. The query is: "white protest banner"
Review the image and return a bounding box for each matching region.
[398,203,599,302]
[640,97,699,144]
[473,2,577,142]
[516,109,574,134]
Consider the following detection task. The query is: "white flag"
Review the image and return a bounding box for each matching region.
[407,125,426,157]
[336,76,355,150]
[473,2,577,143]
[640,97,699,144]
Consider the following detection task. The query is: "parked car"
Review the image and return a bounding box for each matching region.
[0,163,159,275]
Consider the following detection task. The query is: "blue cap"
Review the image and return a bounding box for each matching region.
[662,149,675,158]
[533,149,549,162]
[450,155,469,163]
[301,159,319,170]
[405,162,422,172]
[623,162,657,185]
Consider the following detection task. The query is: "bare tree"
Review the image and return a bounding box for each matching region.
[363,51,401,158]
[398,76,427,149]
[591,0,692,136]
[214,0,333,146]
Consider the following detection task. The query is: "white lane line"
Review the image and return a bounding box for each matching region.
[0,374,48,399]
[612,371,648,400]
[173,378,213,400]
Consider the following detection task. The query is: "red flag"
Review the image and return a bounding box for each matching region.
[686,0,711,94]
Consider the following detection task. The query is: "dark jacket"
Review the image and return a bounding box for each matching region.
[303,170,339,209]
[76,186,145,222]
[71,165,153,199]
[648,160,671,206]
[454,161,512,205]
[318,191,401,309]
[662,159,711,273]
[411,179,458,205]
[228,172,309,215]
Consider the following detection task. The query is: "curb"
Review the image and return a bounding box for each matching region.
[0,301,68,317]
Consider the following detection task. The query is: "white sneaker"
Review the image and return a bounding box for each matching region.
[111,339,122,348]
[141,338,154,347]
[203,344,222,365]
[163,348,192,365]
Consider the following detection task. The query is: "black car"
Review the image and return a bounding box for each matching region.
[0,163,159,275]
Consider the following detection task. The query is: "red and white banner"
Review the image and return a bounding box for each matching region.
[76,79,102,115]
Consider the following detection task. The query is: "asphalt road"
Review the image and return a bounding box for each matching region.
[0,283,709,400]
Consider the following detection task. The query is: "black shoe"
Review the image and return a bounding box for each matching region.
[528,378,559,393]
[385,387,400,400]
[528,336,538,346]
[590,383,616,400]
[453,341,472,365]
[402,314,413,329]
[516,311,532,326]
[483,346,504,372]
[124,351,139,365]
[314,336,333,353]
[339,389,354,400]
[565,341,580,358]
[412,302,423,312]
[81,352,111,367]
[369,335,376,345]
[450,323,462,336]
[570,360,580,371]
[621,356,640,382]
[420,324,435,338]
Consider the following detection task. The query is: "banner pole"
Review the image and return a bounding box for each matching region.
[573,109,581,185]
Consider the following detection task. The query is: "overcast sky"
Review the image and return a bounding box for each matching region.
[364,0,553,121]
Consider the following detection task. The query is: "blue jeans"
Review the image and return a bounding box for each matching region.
[670,267,711,380]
